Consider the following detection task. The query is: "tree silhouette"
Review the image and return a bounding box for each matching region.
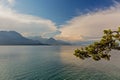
[74,27,120,61]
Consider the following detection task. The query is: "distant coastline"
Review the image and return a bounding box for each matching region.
[0,31,93,46]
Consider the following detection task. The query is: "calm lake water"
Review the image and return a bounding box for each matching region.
[0,46,120,80]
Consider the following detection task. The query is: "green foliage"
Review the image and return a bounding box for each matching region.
[74,27,120,61]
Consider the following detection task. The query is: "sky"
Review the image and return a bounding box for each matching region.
[0,0,120,41]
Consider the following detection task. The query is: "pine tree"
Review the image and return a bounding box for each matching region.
[74,27,120,61]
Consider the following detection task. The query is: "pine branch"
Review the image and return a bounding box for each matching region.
[74,27,120,61]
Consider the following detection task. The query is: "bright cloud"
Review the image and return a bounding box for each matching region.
[0,0,58,38]
[55,2,120,41]
[1,0,120,41]
[8,0,15,5]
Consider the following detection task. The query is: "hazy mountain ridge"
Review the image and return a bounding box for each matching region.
[0,31,94,45]
[28,36,71,45]
[0,31,43,45]
[0,31,71,45]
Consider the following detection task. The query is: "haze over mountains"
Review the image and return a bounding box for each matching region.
[0,31,70,45]
[28,36,70,45]
[0,31,95,45]
[0,31,43,45]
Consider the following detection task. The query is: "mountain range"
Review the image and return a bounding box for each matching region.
[0,31,70,45]
[0,31,44,45]
[0,31,95,45]
[28,36,70,45]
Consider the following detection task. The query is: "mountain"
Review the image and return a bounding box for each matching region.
[0,31,94,45]
[0,31,43,45]
[28,36,71,45]
[46,38,71,45]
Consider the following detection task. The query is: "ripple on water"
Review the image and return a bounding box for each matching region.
[0,46,120,80]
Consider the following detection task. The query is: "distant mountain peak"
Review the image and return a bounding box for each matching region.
[0,31,43,45]
[28,36,71,45]
[48,38,56,41]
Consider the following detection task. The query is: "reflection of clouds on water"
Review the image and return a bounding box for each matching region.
[59,46,120,78]
[59,46,86,65]
[0,46,119,80]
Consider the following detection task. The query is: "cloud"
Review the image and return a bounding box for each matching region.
[1,0,120,41]
[55,2,120,41]
[8,0,15,5]
[0,1,58,38]
[0,0,15,6]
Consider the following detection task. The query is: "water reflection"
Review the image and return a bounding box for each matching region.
[0,46,119,80]
[59,46,120,79]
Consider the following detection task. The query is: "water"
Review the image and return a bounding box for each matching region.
[0,46,120,80]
